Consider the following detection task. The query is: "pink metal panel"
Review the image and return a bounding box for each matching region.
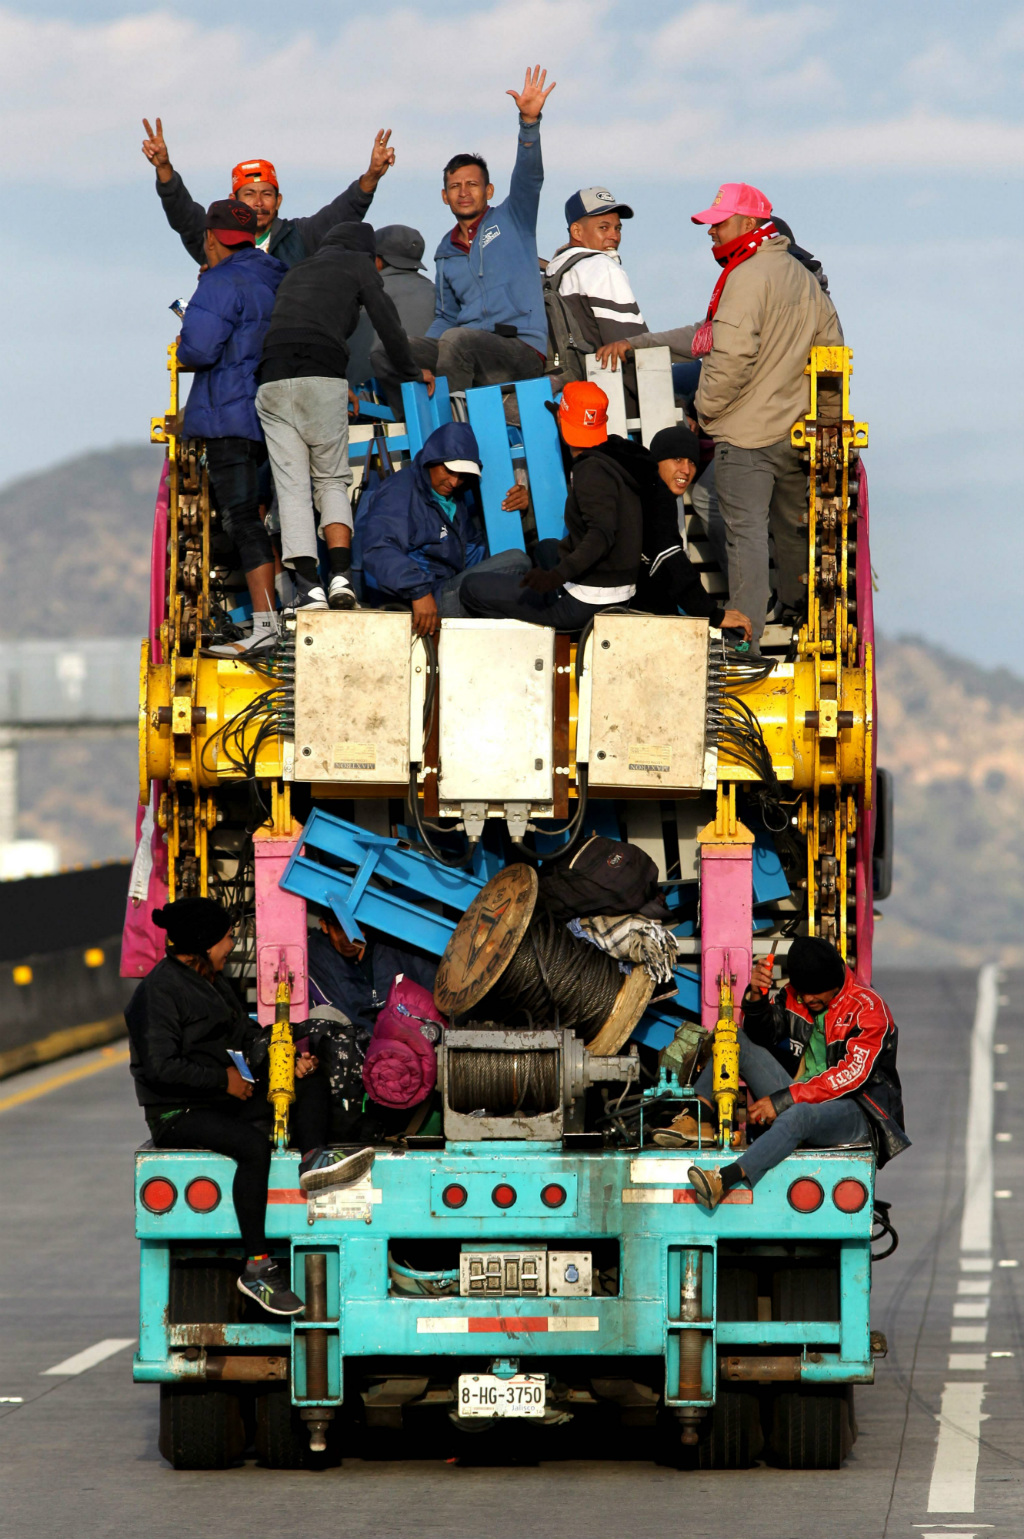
[854,460,875,984]
[700,843,753,1031]
[254,835,307,1025]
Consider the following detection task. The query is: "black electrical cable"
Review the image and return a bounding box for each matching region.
[407,766,478,870]
[474,907,623,1043]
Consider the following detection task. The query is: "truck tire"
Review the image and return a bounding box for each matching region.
[159,1382,246,1469]
[255,1387,342,1470]
[769,1386,853,1470]
[771,1266,839,1322]
[717,1266,758,1320]
[697,1388,764,1469]
[168,1257,242,1324]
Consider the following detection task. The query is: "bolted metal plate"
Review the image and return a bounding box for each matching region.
[434,864,538,1017]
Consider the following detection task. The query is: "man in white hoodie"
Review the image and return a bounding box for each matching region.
[545,186,645,358]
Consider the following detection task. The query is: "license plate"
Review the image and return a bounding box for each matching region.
[457,1373,546,1418]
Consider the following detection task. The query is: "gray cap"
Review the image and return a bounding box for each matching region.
[373,224,427,271]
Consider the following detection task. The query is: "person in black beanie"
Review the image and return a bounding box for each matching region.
[125,897,340,1316]
[634,426,751,640]
[654,935,908,1208]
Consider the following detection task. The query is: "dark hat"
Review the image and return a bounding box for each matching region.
[205,198,257,246]
[565,186,634,228]
[649,425,700,465]
[785,936,847,995]
[374,224,427,271]
[153,898,234,954]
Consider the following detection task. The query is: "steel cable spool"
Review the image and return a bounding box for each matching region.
[447,1047,561,1114]
[434,864,654,1056]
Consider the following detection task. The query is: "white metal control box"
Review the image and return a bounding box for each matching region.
[438,621,554,806]
[584,615,711,791]
[292,610,412,784]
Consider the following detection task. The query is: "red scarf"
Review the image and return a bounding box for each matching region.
[691,221,778,358]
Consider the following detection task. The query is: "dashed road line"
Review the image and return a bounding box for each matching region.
[927,1383,988,1513]
[41,1338,135,1377]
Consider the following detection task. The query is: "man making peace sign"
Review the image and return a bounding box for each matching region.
[141,117,397,270]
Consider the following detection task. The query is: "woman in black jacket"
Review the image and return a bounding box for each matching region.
[125,898,334,1316]
[634,425,751,640]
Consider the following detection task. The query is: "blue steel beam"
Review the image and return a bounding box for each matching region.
[515,377,567,542]
[464,386,525,554]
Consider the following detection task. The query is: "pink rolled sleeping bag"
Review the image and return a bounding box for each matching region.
[361,975,444,1109]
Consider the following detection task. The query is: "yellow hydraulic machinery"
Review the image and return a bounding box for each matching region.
[268,959,295,1150]
[711,971,740,1151]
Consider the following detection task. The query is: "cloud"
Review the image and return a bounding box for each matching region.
[2,1,1024,188]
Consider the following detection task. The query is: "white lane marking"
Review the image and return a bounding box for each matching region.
[953,1303,990,1319]
[948,1354,987,1371]
[994,1190,1012,1199]
[997,1259,1019,1268]
[927,1382,988,1513]
[995,1133,1012,1142]
[0,1396,23,1403]
[41,1338,135,1376]
[951,1326,988,1343]
[958,1280,991,1295]
[960,963,998,1255]
[960,1257,993,1272]
[989,1351,1015,1358]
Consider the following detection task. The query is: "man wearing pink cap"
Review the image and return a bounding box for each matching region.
[597,183,841,650]
[685,182,842,648]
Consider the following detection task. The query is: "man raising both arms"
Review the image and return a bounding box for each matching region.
[141,117,397,269]
[373,67,556,400]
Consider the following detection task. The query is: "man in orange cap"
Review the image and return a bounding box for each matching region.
[461,380,644,630]
[141,118,397,269]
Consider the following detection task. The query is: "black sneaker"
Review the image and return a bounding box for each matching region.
[237,1258,304,1316]
[299,1146,375,1193]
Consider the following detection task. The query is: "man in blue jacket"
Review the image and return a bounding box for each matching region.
[372,67,556,404]
[142,117,397,270]
[176,200,286,654]
[355,423,529,636]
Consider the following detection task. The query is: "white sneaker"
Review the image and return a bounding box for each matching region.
[292,585,328,612]
[207,629,280,658]
[328,574,358,610]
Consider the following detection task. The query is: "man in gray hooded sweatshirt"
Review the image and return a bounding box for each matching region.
[256,223,432,612]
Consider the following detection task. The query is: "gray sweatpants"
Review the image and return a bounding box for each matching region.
[255,377,353,567]
[713,437,809,650]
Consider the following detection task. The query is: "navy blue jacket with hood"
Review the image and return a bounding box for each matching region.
[177,245,286,441]
[355,423,488,602]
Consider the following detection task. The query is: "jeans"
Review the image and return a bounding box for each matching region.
[713,438,809,651]
[373,330,545,400]
[155,1070,332,1254]
[204,437,274,574]
[460,538,614,631]
[693,1036,869,1188]
[255,377,353,567]
[687,460,729,579]
[437,549,531,617]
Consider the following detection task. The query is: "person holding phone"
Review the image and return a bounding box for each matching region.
[125,897,332,1316]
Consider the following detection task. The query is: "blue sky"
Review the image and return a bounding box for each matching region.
[2,0,1022,668]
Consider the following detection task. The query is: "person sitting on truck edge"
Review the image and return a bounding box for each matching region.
[125,898,365,1316]
[545,186,645,379]
[356,422,530,635]
[141,117,397,269]
[593,184,843,653]
[255,223,433,613]
[460,381,643,631]
[636,425,751,640]
[175,200,286,657]
[670,936,909,1211]
[347,225,437,407]
[372,66,556,405]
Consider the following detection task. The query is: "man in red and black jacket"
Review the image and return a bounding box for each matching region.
[686,936,909,1211]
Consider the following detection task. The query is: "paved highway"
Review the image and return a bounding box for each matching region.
[1,968,1021,1539]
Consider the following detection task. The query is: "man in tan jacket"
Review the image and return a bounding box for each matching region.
[595,184,842,650]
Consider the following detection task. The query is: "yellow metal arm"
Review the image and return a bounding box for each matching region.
[268,964,295,1151]
[712,972,740,1151]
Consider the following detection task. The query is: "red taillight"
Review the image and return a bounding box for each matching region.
[833,1178,868,1214]
[185,1177,221,1213]
[492,1183,517,1209]
[442,1183,468,1209]
[787,1177,824,1214]
[141,1177,177,1213]
[541,1183,566,1208]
